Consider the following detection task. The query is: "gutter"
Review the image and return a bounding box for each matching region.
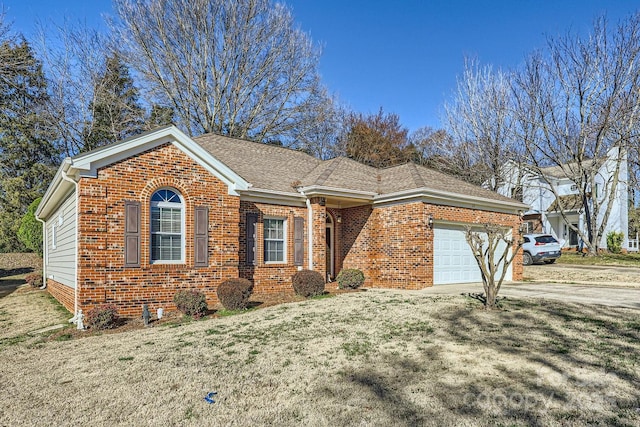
[60,169,79,323]
[373,187,530,211]
[299,190,314,270]
[35,216,47,290]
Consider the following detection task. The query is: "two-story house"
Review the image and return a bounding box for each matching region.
[496,147,631,251]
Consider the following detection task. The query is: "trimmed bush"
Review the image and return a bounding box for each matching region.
[174,289,208,318]
[217,278,254,310]
[336,268,365,289]
[24,272,43,288]
[86,304,119,330]
[606,231,624,254]
[292,270,325,298]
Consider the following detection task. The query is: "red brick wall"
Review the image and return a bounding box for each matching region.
[340,201,522,289]
[239,201,308,293]
[76,143,240,317]
[47,279,74,314]
[67,140,522,313]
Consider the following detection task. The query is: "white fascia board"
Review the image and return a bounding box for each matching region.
[373,188,530,213]
[298,185,376,200]
[71,126,250,196]
[241,188,307,207]
[36,158,75,221]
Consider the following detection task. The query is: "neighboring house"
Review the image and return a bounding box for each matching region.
[496,147,630,251]
[36,126,527,317]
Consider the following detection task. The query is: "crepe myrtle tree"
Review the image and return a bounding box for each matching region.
[464,224,523,310]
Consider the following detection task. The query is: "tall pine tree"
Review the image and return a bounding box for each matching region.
[81,52,145,152]
[0,39,60,252]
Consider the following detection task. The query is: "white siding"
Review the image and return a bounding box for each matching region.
[45,192,76,288]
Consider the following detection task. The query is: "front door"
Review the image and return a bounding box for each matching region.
[326,214,334,279]
[569,223,579,246]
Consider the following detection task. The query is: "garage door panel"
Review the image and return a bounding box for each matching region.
[434,225,512,285]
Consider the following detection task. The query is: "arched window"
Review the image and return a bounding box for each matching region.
[150,188,184,262]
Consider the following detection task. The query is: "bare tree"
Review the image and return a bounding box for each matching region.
[0,12,32,88]
[513,14,640,254]
[465,224,522,310]
[288,93,342,160]
[445,59,523,191]
[36,22,115,156]
[409,126,490,185]
[111,0,333,146]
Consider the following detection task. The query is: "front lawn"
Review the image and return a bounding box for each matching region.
[1,286,639,426]
[556,251,640,267]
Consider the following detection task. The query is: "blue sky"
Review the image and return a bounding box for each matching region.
[3,0,639,131]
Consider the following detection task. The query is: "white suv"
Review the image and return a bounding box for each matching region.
[522,234,562,266]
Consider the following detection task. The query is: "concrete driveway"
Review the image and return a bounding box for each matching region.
[422,281,640,309]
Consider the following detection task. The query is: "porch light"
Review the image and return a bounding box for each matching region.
[428,214,434,228]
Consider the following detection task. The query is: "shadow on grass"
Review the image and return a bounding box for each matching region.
[430,298,640,424]
[0,277,28,298]
[0,267,33,278]
[319,296,640,426]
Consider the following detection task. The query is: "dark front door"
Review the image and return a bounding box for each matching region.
[569,223,579,246]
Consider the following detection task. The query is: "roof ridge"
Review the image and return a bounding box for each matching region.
[313,157,343,186]
[408,163,426,188]
[193,131,318,161]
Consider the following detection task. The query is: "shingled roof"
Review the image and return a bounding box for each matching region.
[194,133,520,205]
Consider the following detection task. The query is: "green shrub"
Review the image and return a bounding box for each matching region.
[606,231,624,254]
[86,304,119,330]
[24,272,43,288]
[17,197,43,255]
[292,270,325,298]
[336,268,365,289]
[217,278,254,310]
[174,289,208,318]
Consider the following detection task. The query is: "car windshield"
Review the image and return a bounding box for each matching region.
[535,235,558,244]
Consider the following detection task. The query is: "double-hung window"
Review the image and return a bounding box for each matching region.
[263,218,285,263]
[150,189,184,263]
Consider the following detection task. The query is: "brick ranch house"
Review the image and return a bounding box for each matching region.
[36,126,527,317]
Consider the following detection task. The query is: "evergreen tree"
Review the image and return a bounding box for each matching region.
[82,52,144,152]
[146,104,174,129]
[0,39,59,252]
[17,197,43,255]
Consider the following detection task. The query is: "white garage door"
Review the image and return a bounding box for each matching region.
[433,225,512,285]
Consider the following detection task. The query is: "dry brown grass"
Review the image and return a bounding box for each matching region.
[524,264,640,288]
[1,288,639,426]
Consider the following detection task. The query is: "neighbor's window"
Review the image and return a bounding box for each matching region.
[264,218,285,263]
[150,188,184,262]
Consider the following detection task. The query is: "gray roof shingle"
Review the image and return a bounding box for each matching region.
[194,132,519,204]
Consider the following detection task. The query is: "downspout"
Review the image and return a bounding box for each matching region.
[35,216,47,290]
[300,191,314,270]
[60,169,79,322]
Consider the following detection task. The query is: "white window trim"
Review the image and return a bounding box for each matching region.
[51,223,57,250]
[263,216,287,264]
[150,189,185,264]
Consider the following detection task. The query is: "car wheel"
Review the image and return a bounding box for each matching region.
[544,259,556,264]
[523,252,533,266]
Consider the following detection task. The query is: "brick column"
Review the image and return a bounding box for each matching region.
[310,197,326,280]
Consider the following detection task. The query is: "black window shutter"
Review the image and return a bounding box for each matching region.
[194,206,209,267]
[124,201,140,268]
[294,216,304,266]
[246,213,258,265]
